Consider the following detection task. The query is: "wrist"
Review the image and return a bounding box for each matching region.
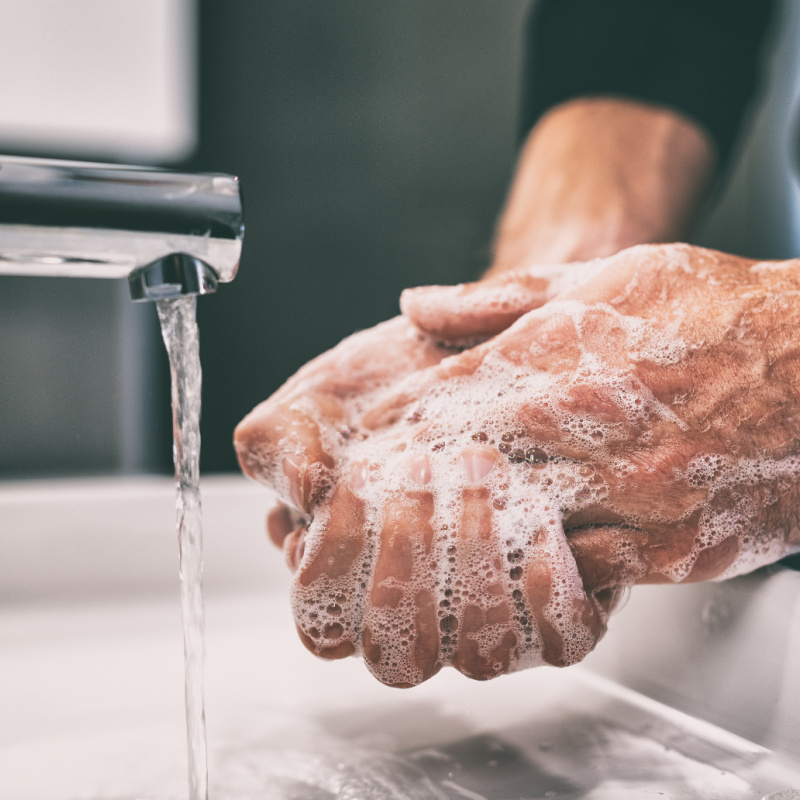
[488,97,716,276]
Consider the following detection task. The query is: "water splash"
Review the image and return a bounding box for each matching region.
[156,296,208,800]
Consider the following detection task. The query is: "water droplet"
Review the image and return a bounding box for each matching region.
[324,623,344,639]
[509,448,525,464]
[525,448,548,467]
[471,431,488,442]
[440,615,458,633]
[498,442,511,454]
[501,432,515,442]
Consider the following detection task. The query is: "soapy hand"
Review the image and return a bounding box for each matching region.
[236,243,800,687]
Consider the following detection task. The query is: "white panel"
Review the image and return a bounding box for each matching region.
[0,0,196,163]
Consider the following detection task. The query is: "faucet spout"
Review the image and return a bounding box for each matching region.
[0,156,244,301]
[128,253,219,302]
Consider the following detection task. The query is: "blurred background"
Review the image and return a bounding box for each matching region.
[2,0,800,479]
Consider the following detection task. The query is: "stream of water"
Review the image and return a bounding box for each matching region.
[156,295,208,800]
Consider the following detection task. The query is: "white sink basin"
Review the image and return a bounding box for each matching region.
[1,476,799,799]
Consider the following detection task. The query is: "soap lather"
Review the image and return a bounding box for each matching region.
[0,155,243,301]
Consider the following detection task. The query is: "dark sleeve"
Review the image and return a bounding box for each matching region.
[520,0,776,169]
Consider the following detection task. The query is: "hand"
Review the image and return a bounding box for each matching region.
[236,244,800,687]
[235,266,577,549]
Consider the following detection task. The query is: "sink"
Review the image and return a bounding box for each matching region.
[1,476,799,799]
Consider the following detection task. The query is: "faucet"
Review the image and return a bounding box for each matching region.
[0,155,243,301]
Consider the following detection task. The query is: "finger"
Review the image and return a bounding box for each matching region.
[290,484,369,661]
[446,448,520,681]
[400,262,594,343]
[564,513,740,589]
[266,502,295,548]
[522,514,606,668]
[234,395,339,512]
[360,456,440,687]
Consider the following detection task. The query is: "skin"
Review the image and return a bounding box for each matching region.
[487,96,716,274]
[234,100,799,686]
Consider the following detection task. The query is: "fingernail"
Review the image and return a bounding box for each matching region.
[266,503,294,548]
[400,284,457,311]
[349,460,369,490]
[462,448,497,484]
[405,455,432,485]
[285,527,307,572]
[283,454,306,510]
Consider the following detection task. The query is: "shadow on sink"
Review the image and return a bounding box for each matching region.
[313,695,778,800]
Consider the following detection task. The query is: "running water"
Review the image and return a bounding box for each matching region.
[156,295,208,800]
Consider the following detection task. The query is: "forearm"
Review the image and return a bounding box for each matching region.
[487,97,716,276]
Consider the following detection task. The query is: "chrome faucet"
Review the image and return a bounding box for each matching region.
[0,155,243,301]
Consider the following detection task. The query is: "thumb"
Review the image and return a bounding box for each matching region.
[400,262,585,344]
